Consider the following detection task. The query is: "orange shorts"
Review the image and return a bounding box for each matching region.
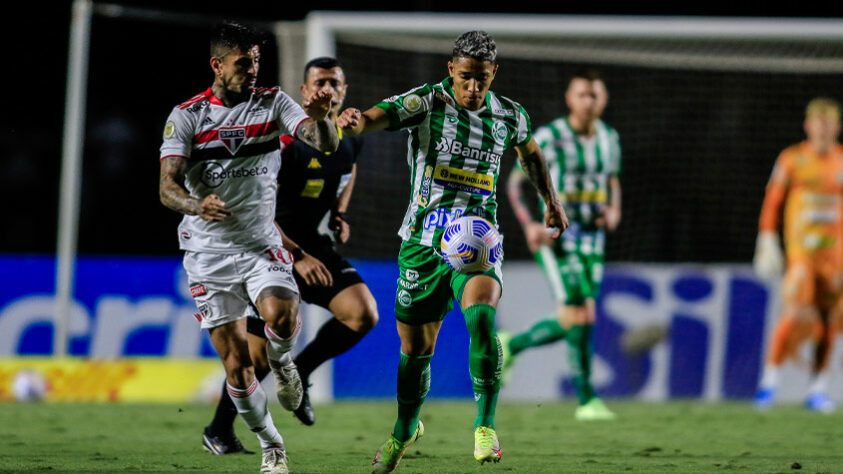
[782,257,843,310]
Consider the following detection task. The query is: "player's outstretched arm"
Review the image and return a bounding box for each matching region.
[297,89,339,153]
[159,156,231,221]
[514,138,568,237]
[337,107,389,136]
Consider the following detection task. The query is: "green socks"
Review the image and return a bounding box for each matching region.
[393,352,431,442]
[464,304,501,429]
[509,317,567,356]
[567,324,595,405]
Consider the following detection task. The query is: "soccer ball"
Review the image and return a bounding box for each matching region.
[440,216,503,274]
[12,369,47,402]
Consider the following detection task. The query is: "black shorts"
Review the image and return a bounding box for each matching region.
[295,245,365,308]
[245,245,364,338]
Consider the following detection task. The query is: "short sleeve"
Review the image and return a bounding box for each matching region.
[159,107,195,160]
[373,84,434,131]
[513,103,532,148]
[273,89,310,137]
[609,128,622,176]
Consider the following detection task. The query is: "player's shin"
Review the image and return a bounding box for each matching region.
[567,324,596,405]
[226,380,285,450]
[464,304,501,429]
[393,353,432,442]
[509,315,567,356]
[294,318,366,383]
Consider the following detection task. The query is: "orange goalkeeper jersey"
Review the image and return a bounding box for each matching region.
[759,141,843,262]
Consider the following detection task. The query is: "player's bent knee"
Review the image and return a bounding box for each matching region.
[356,304,379,333]
[336,300,379,333]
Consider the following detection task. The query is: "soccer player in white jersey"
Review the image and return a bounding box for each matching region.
[158,22,337,474]
[502,70,621,421]
[338,31,568,472]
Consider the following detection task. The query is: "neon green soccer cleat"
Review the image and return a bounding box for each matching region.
[372,421,424,473]
[497,331,515,386]
[473,426,502,464]
[574,397,616,421]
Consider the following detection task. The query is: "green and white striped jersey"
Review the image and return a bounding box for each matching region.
[376,77,532,248]
[527,117,621,227]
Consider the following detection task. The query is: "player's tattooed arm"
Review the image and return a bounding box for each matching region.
[159,156,231,221]
[515,138,568,236]
[298,89,339,153]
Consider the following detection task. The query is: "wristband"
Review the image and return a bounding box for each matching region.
[291,247,304,261]
[331,210,348,223]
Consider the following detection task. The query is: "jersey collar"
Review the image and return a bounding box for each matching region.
[203,87,225,106]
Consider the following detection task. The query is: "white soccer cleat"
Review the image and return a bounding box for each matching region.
[268,357,303,411]
[261,446,289,474]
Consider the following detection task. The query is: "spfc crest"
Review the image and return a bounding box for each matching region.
[218,127,246,155]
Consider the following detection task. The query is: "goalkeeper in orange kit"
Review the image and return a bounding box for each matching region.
[753,97,843,413]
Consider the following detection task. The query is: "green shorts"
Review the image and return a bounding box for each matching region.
[535,240,604,306]
[394,241,503,325]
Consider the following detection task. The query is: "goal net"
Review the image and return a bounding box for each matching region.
[286,14,843,263]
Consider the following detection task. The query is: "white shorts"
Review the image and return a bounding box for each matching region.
[183,247,299,329]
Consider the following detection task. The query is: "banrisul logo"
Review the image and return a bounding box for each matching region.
[435,137,501,164]
[219,127,246,155]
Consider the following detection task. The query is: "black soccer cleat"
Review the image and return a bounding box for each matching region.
[293,384,315,426]
[202,426,254,455]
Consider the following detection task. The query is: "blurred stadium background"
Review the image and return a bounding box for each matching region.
[3,0,843,453]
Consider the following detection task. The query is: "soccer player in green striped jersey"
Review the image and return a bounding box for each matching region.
[338,31,568,471]
[503,70,621,421]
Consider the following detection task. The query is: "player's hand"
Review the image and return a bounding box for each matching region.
[544,199,569,238]
[337,108,362,134]
[330,214,351,244]
[198,194,232,222]
[524,222,555,253]
[595,205,621,231]
[753,231,784,279]
[294,251,333,287]
[303,89,333,122]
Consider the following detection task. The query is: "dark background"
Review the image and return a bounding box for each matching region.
[5,2,842,261]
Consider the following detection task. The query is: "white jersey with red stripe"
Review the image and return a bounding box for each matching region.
[160,86,309,253]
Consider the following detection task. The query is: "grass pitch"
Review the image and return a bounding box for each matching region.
[1,400,841,473]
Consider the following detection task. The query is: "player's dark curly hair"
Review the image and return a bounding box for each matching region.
[303,57,343,82]
[210,22,266,58]
[568,68,604,86]
[452,31,497,64]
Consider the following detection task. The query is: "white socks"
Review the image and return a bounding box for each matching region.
[264,318,301,362]
[809,371,830,395]
[759,365,779,389]
[226,379,284,450]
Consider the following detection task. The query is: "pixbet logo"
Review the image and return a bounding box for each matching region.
[423,208,463,230]
[200,162,269,188]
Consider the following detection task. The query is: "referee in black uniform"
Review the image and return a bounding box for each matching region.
[202,57,379,455]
